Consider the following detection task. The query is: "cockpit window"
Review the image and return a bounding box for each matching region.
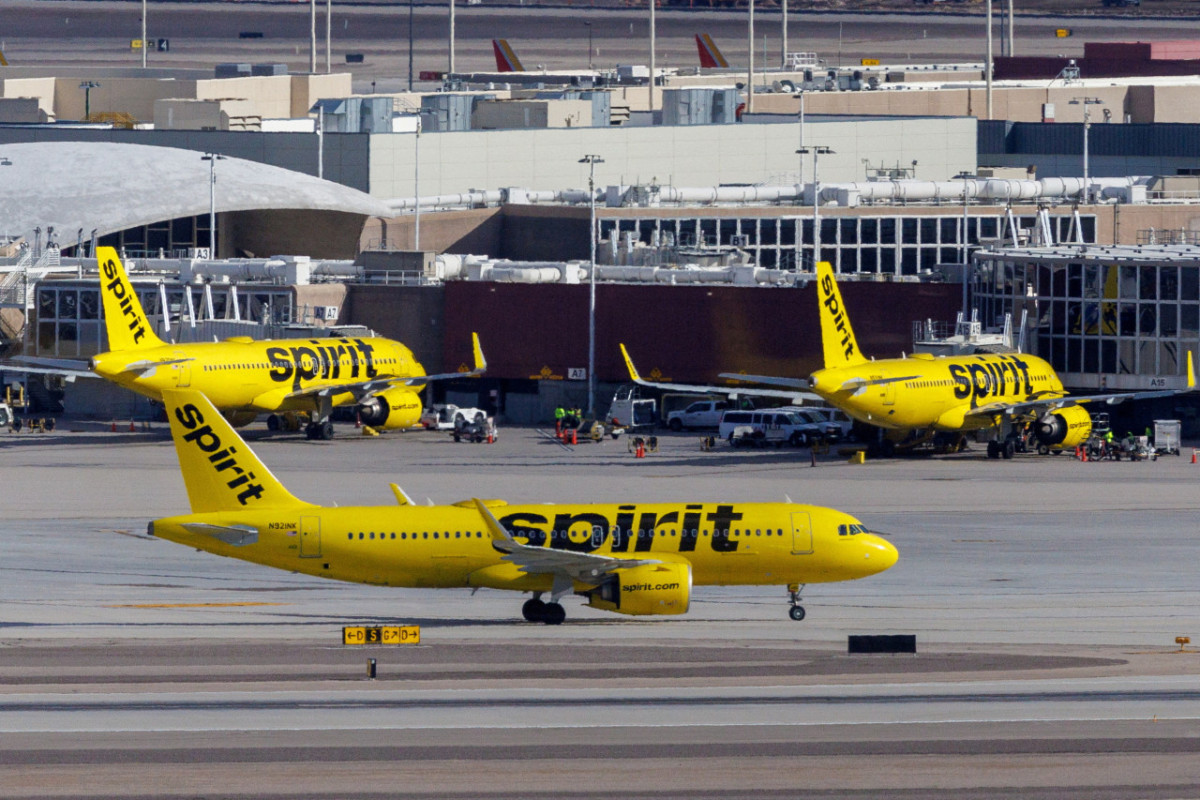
[838,524,869,536]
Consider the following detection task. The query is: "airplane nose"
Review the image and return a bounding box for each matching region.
[861,534,898,574]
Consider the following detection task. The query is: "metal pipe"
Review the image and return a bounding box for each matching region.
[310,0,317,73]
[326,0,332,73]
[649,0,656,112]
[448,0,456,74]
[141,0,147,68]
[985,0,993,120]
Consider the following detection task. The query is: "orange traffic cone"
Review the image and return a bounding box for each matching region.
[129,420,136,432]
[111,420,117,433]
[570,429,577,445]
[1192,449,1197,465]
[355,411,362,428]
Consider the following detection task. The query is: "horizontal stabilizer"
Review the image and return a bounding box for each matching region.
[181,522,259,546]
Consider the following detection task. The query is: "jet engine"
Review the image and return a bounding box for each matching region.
[357,388,422,430]
[221,410,259,429]
[1033,405,1092,449]
[584,562,691,616]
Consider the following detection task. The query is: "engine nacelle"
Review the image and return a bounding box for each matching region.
[1034,405,1092,449]
[585,562,691,616]
[222,410,259,429]
[357,388,422,430]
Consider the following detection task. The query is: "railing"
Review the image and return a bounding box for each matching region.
[1137,228,1200,246]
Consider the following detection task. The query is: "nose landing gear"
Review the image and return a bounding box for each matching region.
[787,584,806,621]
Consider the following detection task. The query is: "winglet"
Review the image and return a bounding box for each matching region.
[619,343,643,383]
[471,332,487,375]
[473,498,516,547]
[390,483,414,506]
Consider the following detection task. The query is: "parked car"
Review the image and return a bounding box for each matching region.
[718,409,823,447]
[778,406,853,443]
[666,399,730,431]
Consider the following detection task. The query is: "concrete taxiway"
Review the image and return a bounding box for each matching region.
[2,424,1200,798]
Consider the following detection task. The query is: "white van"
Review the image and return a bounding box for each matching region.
[718,409,819,447]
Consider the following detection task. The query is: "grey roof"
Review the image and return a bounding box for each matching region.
[0,141,391,241]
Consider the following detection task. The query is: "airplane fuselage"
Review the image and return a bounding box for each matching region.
[809,352,1065,431]
[90,336,423,415]
[151,501,897,591]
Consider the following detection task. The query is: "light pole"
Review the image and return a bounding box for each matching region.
[141,0,147,68]
[797,146,833,268]
[414,117,422,250]
[309,0,317,73]
[985,0,993,120]
[579,154,604,417]
[407,0,414,91]
[448,0,456,73]
[79,81,100,121]
[954,170,978,322]
[201,153,225,258]
[648,0,656,112]
[1071,96,1103,204]
[746,0,754,114]
[584,21,593,71]
[326,0,332,73]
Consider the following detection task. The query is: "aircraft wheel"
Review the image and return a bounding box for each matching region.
[986,441,999,459]
[521,598,546,622]
[542,603,566,625]
[1002,440,1016,459]
[267,414,281,432]
[789,605,806,622]
[304,422,316,440]
[1037,444,1050,456]
[319,420,334,440]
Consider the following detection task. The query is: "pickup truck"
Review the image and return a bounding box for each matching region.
[666,400,729,431]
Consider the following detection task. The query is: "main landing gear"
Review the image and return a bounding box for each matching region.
[787,584,806,621]
[986,439,1016,460]
[522,594,566,625]
[304,419,335,441]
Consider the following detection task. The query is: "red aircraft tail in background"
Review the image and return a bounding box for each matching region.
[696,34,729,69]
[493,39,525,72]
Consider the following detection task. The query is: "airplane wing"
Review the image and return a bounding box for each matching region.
[621,344,819,402]
[717,373,809,390]
[405,332,487,385]
[473,499,658,586]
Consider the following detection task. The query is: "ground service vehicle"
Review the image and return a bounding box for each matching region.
[151,389,898,625]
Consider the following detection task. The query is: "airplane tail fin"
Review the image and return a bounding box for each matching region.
[696,34,729,69]
[815,261,868,370]
[96,246,166,351]
[493,39,525,72]
[163,389,313,514]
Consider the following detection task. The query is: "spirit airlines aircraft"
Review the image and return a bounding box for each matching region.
[711,262,1195,458]
[73,247,484,439]
[151,389,898,624]
[624,262,1194,458]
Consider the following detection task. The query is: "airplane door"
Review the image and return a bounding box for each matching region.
[872,374,894,406]
[299,516,322,558]
[790,512,813,555]
[175,352,191,388]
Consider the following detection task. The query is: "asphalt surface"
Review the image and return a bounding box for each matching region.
[7,1,1200,92]
[2,423,1200,798]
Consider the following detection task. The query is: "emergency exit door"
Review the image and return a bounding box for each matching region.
[790,512,813,555]
[299,516,322,558]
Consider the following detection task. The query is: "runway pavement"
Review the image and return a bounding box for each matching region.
[7,1,1200,92]
[2,423,1200,797]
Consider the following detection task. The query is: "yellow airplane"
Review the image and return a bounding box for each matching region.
[23,247,484,439]
[624,261,1194,459]
[150,388,898,624]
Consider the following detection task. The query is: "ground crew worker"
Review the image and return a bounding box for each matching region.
[554,405,565,434]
